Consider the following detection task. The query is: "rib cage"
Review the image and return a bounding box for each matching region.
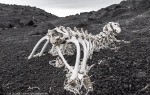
[28,22,130,95]
[49,23,119,56]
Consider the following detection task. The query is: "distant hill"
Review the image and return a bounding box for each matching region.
[0,3,58,29]
[50,0,150,35]
[0,0,150,35]
[1,1,150,95]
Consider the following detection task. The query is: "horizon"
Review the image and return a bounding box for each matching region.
[0,0,123,17]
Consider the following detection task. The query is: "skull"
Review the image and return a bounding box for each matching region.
[110,22,121,35]
[103,22,121,36]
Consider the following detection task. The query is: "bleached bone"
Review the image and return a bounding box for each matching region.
[28,36,49,59]
[66,37,80,81]
[56,45,73,72]
[55,36,93,94]
[39,40,49,56]
[28,22,130,95]
[49,56,64,68]
[78,38,87,74]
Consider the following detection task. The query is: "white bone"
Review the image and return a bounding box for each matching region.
[28,36,49,59]
[39,40,49,56]
[56,46,73,72]
[78,38,87,74]
[84,39,90,58]
[28,22,130,95]
[66,37,80,80]
[79,39,90,74]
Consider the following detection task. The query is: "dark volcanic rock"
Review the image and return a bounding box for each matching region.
[27,20,35,26]
[0,3,58,29]
[1,0,150,95]
[28,22,55,35]
[121,0,150,11]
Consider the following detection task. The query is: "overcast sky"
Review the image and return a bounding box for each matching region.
[0,0,123,17]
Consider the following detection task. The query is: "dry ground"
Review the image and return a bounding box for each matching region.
[0,22,150,95]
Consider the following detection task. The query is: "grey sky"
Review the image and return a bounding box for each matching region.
[0,0,123,17]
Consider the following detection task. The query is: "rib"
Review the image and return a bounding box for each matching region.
[39,40,49,56]
[56,46,73,72]
[78,38,88,74]
[28,36,49,59]
[67,37,81,81]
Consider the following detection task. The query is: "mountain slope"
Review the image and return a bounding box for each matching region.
[0,3,58,29]
[0,0,150,95]
[50,0,150,35]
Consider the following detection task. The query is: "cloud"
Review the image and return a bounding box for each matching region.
[38,0,123,9]
[0,0,123,17]
[40,0,123,17]
[0,0,123,9]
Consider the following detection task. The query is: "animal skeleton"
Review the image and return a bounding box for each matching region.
[28,22,130,94]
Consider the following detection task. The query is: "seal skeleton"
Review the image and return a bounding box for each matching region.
[28,22,130,94]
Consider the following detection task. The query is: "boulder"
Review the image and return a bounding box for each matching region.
[27,20,34,26]
[28,22,55,35]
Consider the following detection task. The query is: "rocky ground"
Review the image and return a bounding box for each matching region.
[0,0,150,95]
